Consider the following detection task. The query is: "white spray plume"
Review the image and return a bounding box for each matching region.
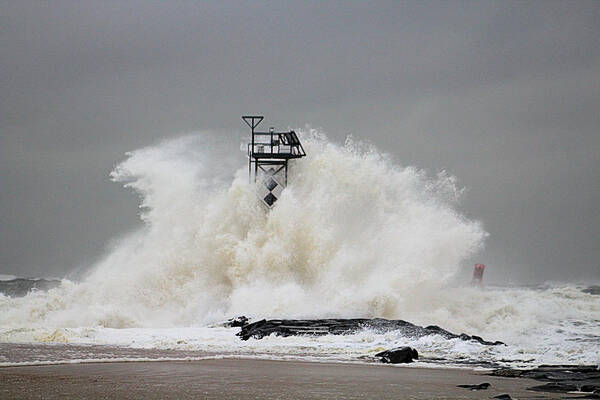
[0,130,486,328]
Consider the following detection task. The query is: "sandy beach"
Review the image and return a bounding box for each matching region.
[0,358,570,399]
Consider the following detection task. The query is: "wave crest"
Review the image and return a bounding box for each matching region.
[0,131,486,328]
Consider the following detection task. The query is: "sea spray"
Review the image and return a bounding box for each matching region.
[1,130,599,367]
[0,130,486,328]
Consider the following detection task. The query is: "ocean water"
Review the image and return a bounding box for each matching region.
[1,131,598,368]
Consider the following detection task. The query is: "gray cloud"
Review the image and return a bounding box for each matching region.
[1,1,599,281]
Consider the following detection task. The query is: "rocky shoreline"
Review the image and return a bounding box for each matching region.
[232,317,505,346]
[489,365,600,398]
[230,316,600,398]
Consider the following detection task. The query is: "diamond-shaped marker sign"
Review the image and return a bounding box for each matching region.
[264,192,277,207]
[265,177,278,191]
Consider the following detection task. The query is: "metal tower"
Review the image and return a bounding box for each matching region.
[243,115,306,207]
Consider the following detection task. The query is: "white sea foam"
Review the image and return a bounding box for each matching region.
[0,131,598,367]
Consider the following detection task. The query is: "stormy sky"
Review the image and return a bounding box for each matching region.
[1,1,598,282]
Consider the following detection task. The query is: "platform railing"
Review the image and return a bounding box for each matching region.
[247,133,301,157]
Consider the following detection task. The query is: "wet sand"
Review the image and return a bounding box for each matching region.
[0,358,571,399]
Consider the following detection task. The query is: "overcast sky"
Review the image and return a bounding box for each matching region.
[1,1,598,282]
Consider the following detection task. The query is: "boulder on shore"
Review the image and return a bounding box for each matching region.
[375,347,418,364]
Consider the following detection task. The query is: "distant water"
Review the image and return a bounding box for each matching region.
[0,278,61,298]
[1,132,598,368]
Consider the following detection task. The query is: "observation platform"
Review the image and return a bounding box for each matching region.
[243,115,306,207]
[247,130,306,159]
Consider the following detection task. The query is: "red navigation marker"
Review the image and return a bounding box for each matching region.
[472,264,486,285]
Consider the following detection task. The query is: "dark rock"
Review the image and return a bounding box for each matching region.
[490,364,600,396]
[375,347,418,364]
[226,316,249,327]
[489,369,523,378]
[493,394,512,400]
[582,384,600,392]
[456,382,491,390]
[582,285,600,295]
[0,278,61,297]
[235,317,504,345]
[527,382,578,393]
[520,365,600,390]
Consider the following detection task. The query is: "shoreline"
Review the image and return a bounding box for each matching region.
[0,342,505,369]
[0,357,578,399]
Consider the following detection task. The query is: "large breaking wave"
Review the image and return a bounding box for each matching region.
[1,130,598,367]
[0,131,485,328]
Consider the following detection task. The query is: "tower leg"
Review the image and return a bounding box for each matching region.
[254,160,258,183]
